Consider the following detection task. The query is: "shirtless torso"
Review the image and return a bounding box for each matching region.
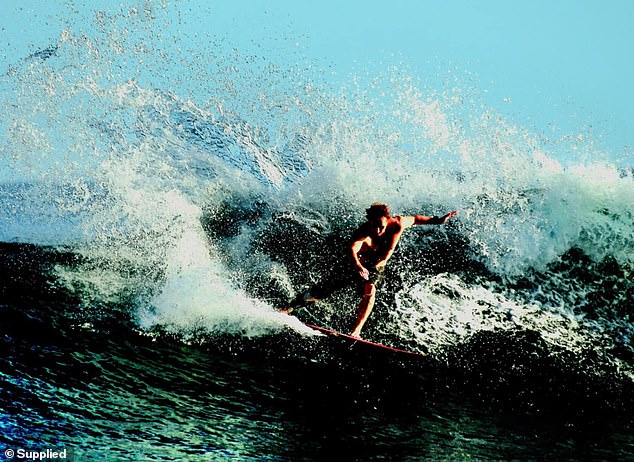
[351,216,423,278]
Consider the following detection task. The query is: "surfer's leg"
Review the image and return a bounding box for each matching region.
[281,267,352,314]
[350,282,376,338]
[279,291,319,314]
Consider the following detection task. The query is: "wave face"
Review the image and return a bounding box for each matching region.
[1,3,633,383]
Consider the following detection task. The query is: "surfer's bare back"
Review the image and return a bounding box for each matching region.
[283,202,458,338]
[348,203,458,337]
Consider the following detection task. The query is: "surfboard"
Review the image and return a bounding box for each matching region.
[305,323,425,358]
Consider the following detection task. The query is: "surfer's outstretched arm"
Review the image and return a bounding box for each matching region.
[400,210,459,228]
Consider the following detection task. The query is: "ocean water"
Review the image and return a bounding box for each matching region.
[1,2,633,460]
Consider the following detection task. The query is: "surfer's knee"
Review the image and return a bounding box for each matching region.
[363,283,376,297]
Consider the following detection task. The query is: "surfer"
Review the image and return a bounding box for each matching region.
[284,203,458,338]
[348,203,458,337]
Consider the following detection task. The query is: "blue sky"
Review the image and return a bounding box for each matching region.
[223,0,634,162]
[1,0,633,166]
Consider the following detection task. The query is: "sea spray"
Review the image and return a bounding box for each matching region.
[1,2,631,376]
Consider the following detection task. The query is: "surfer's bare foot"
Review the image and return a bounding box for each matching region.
[285,292,319,313]
[349,330,362,339]
[303,292,318,303]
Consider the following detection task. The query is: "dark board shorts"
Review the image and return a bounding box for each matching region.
[309,266,384,300]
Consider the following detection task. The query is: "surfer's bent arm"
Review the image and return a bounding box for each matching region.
[351,239,369,279]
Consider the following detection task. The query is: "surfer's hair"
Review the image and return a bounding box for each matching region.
[366,202,390,221]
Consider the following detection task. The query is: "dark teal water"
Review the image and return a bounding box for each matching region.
[1,244,633,461]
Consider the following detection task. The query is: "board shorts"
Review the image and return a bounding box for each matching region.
[304,266,385,302]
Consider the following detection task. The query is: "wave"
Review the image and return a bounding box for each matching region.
[1,2,632,386]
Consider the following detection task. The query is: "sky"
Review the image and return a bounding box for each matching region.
[1,0,633,167]
[215,0,634,162]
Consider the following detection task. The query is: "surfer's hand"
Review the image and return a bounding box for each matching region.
[358,266,369,280]
[441,210,459,223]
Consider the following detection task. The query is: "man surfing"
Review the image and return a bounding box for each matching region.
[284,203,459,338]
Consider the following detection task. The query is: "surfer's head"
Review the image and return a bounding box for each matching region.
[366,202,390,220]
[366,202,390,236]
